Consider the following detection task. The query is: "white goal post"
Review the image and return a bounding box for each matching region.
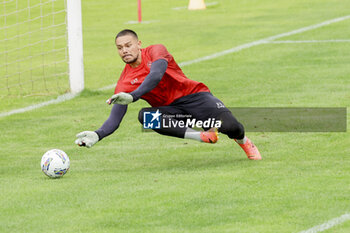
[66,0,84,94]
[0,0,84,96]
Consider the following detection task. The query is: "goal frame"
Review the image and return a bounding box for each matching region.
[66,0,84,94]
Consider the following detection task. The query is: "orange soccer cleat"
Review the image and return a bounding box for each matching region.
[235,137,262,160]
[200,128,218,144]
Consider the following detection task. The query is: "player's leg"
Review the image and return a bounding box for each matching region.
[185,127,218,143]
[218,111,261,160]
[138,107,217,143]
[176,92,261,160]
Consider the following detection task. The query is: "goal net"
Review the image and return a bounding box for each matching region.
[0,0,83,97]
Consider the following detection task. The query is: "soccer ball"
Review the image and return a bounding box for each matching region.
[41,149,70,178]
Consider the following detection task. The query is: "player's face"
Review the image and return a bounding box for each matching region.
[115,35,142,67]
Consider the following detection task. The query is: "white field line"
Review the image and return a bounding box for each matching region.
[0,93,77,118]
[178,14,350,67]
[298,213,350,233]
[92,36,349,93]
[270,39,350,44]
[172,1,218,10]
[1,14,350,118]
[124,20,159,25]
[97,84,116,91]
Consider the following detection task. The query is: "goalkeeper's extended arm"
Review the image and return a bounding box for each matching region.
[75,104,127,148]
[95,104,128,139]
[107,59,168,105]
[129,59,168,101]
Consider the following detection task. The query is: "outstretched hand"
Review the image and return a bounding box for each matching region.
[106,92,133,105]
[75,131,99,148]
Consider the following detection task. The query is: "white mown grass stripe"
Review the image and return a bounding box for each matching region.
[298,213,350,233]
[1,14,350,118]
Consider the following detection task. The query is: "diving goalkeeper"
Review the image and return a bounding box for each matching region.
[75,29,261,160]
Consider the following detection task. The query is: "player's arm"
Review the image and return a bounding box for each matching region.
[130,59,168,101]
[107,59,168,105]
[75,104,128,148]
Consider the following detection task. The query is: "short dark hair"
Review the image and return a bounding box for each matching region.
[115,29,138,40]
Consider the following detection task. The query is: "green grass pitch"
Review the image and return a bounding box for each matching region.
[1,0,350,232]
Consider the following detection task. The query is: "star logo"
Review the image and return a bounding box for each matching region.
[143,110,162,129]
[150,110,162,122]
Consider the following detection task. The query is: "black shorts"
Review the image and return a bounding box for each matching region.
[156,92,231,121]
[139,92,244,139]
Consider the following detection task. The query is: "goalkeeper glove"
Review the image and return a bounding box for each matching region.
[106,92,133,105]
[75,131,99,148]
